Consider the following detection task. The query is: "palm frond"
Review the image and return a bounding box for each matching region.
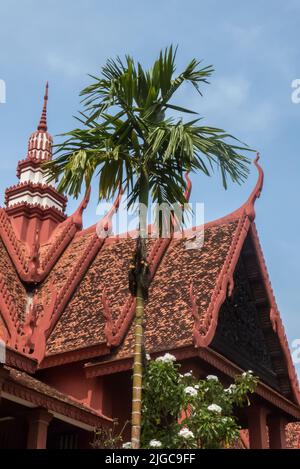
[44,45,253,209]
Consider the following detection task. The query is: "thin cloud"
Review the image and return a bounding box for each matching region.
[45,53,85,78]
[179,76,278,136]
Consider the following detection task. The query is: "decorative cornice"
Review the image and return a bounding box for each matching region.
[5,181,67,209]
[5,347,37,374]
[5,202,67,222]
[84,346,196,379]
[196,347,300,420]
[39,343,111,369]
[3,374,111,429]
[84,344,300,420]
[85,357,134,378]
[16,158,46,179]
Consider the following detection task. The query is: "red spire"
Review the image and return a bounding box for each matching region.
[37,82,49,132]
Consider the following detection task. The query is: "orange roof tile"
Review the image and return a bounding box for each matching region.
[0,155,299,409]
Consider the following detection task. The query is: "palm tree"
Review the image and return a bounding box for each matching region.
[45,46,252,449]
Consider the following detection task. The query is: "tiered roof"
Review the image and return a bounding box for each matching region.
[0,87,299,437]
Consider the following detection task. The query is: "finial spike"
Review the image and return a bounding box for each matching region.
[38,82,49,132]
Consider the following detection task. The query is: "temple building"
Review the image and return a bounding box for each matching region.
[0,85,300,449]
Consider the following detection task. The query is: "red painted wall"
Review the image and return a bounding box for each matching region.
[37,362,104,414]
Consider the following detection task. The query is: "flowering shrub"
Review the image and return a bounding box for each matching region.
[91,420,129,449]
[141,354,257,449]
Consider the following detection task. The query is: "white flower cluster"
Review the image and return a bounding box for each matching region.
[184,386,198,397]
[206,375,219,381]
[155,353,176,363]
[122,442,132,449]
[207,403,222,413]
[225,384,236,394]
[242,370,253,377]
[149,439,162,448]
[179,427,194,439]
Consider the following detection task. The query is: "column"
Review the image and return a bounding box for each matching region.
[268,415,287,449]
[247,405,269,449]
[0,367,9,402]
[27,408,52,449]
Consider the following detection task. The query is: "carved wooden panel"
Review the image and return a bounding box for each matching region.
[211,257,280,390]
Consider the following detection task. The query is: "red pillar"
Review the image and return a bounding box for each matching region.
[268,415,287,449]
[247,405,269,449]
[27,408,52,449]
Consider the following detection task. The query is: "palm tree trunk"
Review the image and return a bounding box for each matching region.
[131,282,145,449]
[131,170,149,449]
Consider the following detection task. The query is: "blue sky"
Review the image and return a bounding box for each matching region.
[1,0,300,373]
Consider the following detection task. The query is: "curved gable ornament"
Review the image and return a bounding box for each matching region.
[190,153,264,348]
[189,154,300,404]
[244,153,264,221]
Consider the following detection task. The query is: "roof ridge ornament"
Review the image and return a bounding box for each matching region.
[37,82,49,132]
[244,152,264,221]
[187,152,264,230]
[72,187,92,228]
[96,187,124,238]
[184,172,192,203]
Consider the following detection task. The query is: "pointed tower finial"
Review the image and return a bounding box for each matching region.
[38,82,49,132]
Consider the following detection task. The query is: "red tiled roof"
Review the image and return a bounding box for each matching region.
[110,220,238,360]
[46,236,136,354]
[0,155,299,408]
